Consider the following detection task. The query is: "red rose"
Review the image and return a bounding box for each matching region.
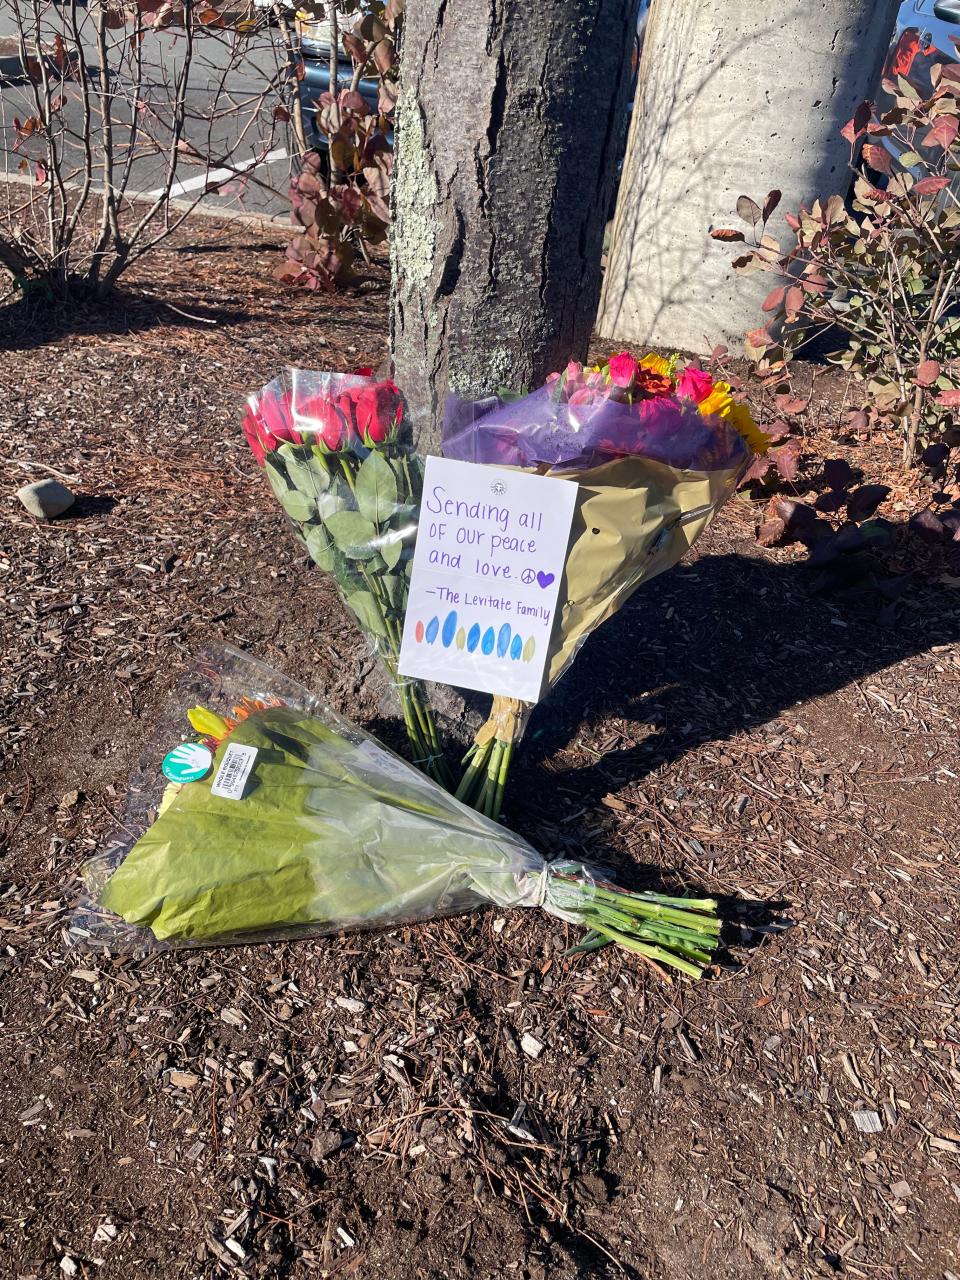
[354,381,402,447]
[243,405,267,466]
[259,387,301,447]
[299,393,352,452]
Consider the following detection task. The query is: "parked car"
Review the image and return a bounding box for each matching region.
[293,13,388,154]
[877,0,960,189]
[881,0,960,111]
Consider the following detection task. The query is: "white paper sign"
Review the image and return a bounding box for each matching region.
[397,457,578,701]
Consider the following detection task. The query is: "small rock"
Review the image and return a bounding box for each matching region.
[16,479,75,520]
[167,1070,199,1089]
[335,995,366,1014]
[520,1033,544,1060]
[852,1109,883,1134]
[59,1258,78,1278]
[310,1127,346,1161]
[93,1219,118,1246]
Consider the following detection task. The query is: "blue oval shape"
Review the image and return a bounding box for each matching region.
[481,627,495,656]
[467,623,481,653]
[497,623,511,658]
[425,616,439,644]
[441,610,458,648]
[510,634,523,660]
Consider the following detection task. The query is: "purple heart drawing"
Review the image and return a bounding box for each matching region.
[536,571,555,589]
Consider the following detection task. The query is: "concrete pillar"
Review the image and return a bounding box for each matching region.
[597,0,901,353]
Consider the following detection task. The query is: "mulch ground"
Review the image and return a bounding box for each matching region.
[1,222,959,1280]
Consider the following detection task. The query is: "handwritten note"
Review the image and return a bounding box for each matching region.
[398,457,578,701]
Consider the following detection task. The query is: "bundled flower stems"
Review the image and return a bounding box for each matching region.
[243,370,452,788]
[78,648,722,979]
[444,351,770,818]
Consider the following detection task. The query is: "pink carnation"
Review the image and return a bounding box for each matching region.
[676,366,713,404]
[608,352,639,388]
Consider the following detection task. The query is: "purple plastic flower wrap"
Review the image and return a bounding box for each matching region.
[442,384,750,473]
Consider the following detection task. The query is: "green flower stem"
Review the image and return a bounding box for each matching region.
[589,925,705,979]
[543,870,721,978]
[455,739,492,805]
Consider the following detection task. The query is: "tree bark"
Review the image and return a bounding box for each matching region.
[598,0,901,353]
[390,0,637,455]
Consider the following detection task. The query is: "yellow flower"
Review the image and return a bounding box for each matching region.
[697,381,734,420]
[727,402,771,455]
[640,352,672,377]
[697,381,770,455]
[187,706,231,741]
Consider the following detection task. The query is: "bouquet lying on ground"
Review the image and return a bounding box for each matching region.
[244,370,451,787]
[75,648,721,978]
[443,352,769,816]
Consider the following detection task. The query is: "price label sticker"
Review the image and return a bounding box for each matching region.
[210,743,258,801]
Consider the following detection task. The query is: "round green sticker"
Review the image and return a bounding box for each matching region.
[162,741,213,784]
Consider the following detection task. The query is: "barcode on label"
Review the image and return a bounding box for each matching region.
[210,743,258,800]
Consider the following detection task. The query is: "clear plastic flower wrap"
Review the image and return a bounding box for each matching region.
[243,368,451,787]
[441,353,770,817]
[71,647,721,977]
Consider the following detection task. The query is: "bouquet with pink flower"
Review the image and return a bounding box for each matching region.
[443,352,770,816]
[244,369,451,786]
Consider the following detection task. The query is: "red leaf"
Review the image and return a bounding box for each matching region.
[273,104,291,122]
[35,162,46,184]
[710,227,746,242]
[771,438,802,482]
[774,395,809,415]
[342,31,367,62]
[762,286,785,312]
[763,418,791,441]
[922,115,959,149]
[762,189,782,221]
[862,142,893,173]
[746,326,774,350]
[784,212,800,230]
[937,389,960,407]
[914,176,951,195]
[757,516,785,546]
[916,359,941,386]
[784,286,804,319]
[740,453,772,487]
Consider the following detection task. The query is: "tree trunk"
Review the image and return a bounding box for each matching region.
[390,0,637,455]
[598,0,901,353]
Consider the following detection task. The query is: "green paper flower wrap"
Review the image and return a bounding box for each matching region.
[74,648,721,978]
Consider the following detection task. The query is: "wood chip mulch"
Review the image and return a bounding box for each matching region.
[0,223,958,1280]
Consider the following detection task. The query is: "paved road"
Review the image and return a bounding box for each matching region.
[0,6,294,218]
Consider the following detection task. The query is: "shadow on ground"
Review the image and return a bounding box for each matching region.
[522,550,958,809]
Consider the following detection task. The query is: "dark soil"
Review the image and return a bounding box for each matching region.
[1,223,959,1280]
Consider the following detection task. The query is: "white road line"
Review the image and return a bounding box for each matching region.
[146,145,288,199]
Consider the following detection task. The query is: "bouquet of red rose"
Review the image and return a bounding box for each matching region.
[244,369,451,786]
[443,351,769,816]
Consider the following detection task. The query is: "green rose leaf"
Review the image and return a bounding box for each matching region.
[324,510,379,559]
[316,491,345,521]
[304,523,336,572]
[278,487,318,522]
[345,589,388,638]
[264,457,289,502]
[278,444,330,495]
[379,533,404,570]
[355,450,399,526]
